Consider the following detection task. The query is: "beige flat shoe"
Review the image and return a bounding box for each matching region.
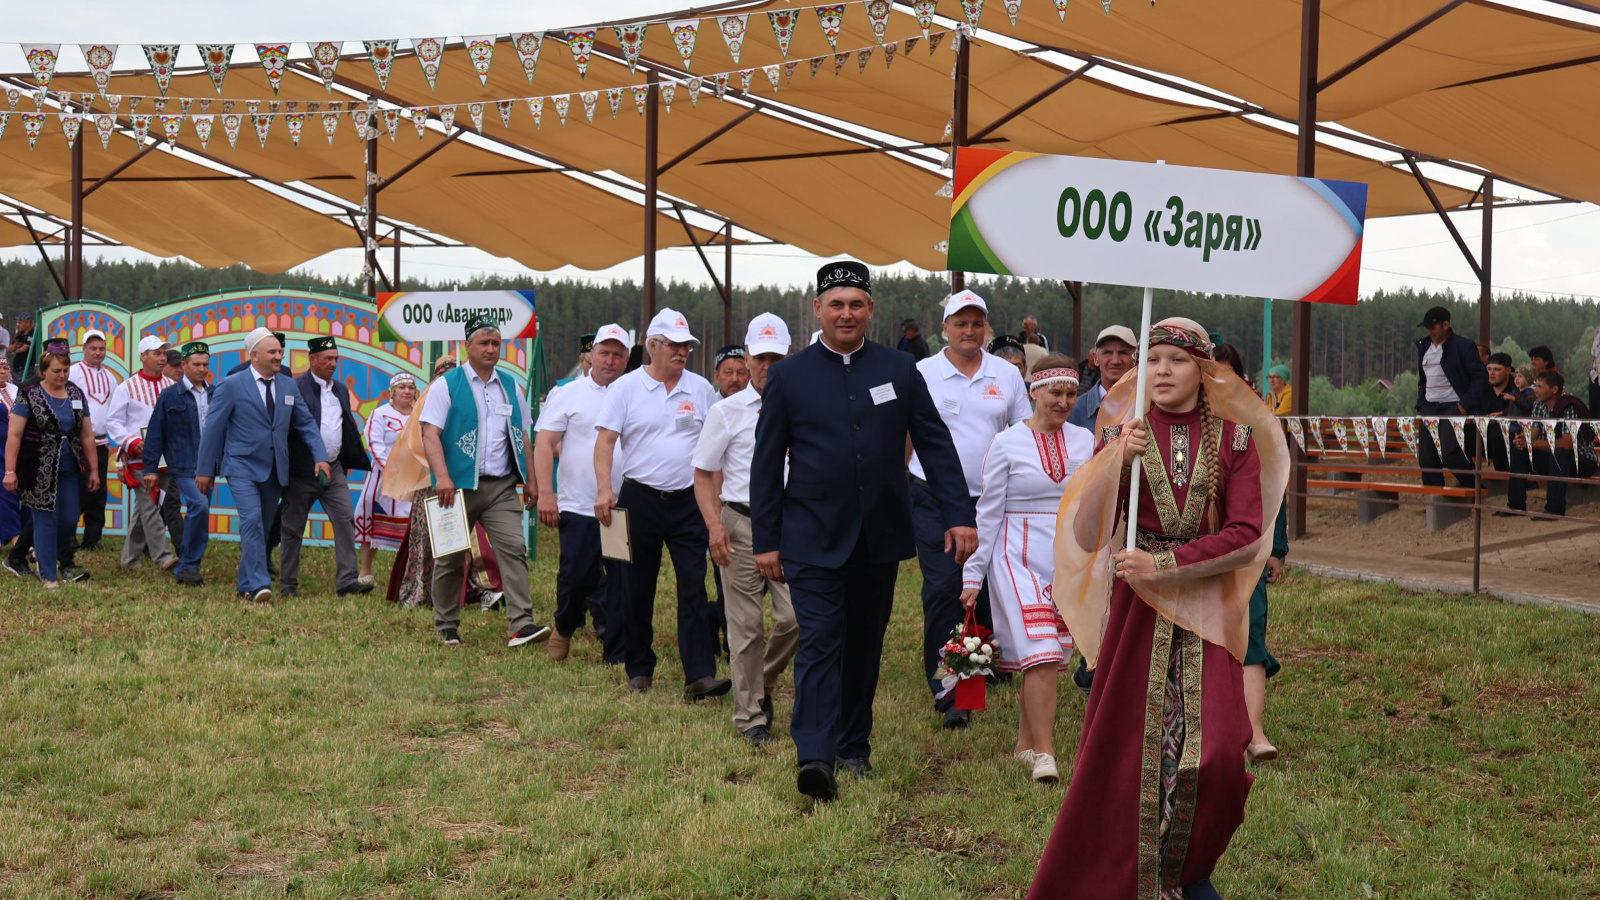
[1031,753,1060,784]
[547,631,571,661]
[1247,743,1279,763]
[1014,749,1036,765]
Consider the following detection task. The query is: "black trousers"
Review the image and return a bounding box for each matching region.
[78,445,110,548]
[1416,401,1477,488]
[786,532,899,766]
[160,479,183,550]
[617,479,716,685]
[911,481,991,711]
[1509,446,1598,515]
[554,511,624,663]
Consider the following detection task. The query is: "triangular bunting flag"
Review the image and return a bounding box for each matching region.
[1371,416,1389,458]
[884,41,898,68]
[935,180,954,198]
[867,1,893,44]
[661,82,676,112]
[286,112,306,145]
[22,112,46,149]
[382,108,400,140]
[809,57,825,77]
[1004,0,1023,27]
[156,98,171,114]
[633,85,650,115]
[713,73,729,99]
[130,97,144,113]
[364,40,399,90]
[413,37,447,90]
[1422,417,1442,459]
[1450,417,1468,453]
[349,103,371,139]
[255,44,290,95]
[905,35,922,55]
[606,87,623,118]
[317,108,338,144]
[409,107,429,138]
[512,33,543,84]
[22,45,60,89]
[669,20,700,70]
[1055,0,1070,20]
[1353,416,1371,458]
[439,105,456,131]
[1332,418,1349,453]
[197,44,234,94]
[143,45,178,95]
[858,48,874,72]
[180,97,194,115]
[6,88,21,110]
[80,45,118,95]
[465,35,497,86]
[1286,418,1306,454]
[252,114,272,148]
[580,90,597,123]
[784,60,799,83]
[0,113,9,143]
[109,94,123,113]
[311,42,342,92]
[1397,417,1418,457]
[738,68,755,92]
[1307,416,1324,452]
[526,97,543,128]
[194,114,214,148]
[615,24,649,72]
[718,15,749,64]
[1472,416,1491,458]
[914,0,939,39]
[929,32,946,53]
[496,99,515,128]
[94,113,115,149]
[245,99,261,116]
[933,239,949,254]
[221,113,243,149]
[763,64,781,92]
[817,6,846,50]
[1101,0,1112,14]
[565,30,597,79]
[768,11,799,58]
[962,0,985,27]
[553,94,570,125]
[686,77,702,106]
[160,113,182,145]
[466,101,485,134]
[57,113,80,148]
[130,113,151,142]
[833,52,850,76]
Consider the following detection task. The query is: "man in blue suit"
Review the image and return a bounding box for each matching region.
[226,331,291,575]
[142,341,216,587]
[751,261,975,802]
[196,328,329,603]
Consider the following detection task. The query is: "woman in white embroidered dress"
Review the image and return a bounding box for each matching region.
[356,372,419,582]
[961,354,1095,785]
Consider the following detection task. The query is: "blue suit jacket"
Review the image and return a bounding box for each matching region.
[751,340,972,568]
[196,368,325,485]
[1067,383,1106,431]
[1415,332,1490,414]
[142,378,215,478]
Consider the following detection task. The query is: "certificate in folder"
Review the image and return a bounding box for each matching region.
[599,508,633,563]
[424,495,473,559]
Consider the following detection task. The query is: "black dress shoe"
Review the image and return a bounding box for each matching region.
[942,708,971,729]
[337,582,375,596]
[740,724,774,747]
[797,761,837,801]
[684,676,733,701]
[837,757,874,779]
[628,676,653,693]
[1073,656,1094,697]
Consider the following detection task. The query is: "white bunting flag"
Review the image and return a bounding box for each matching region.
[80,45,118,95]
[22,45,60,89]
[413,37,447,90]
[717,15,748,64]
[312,41,342,92]
[512,33,543,84]
[143,45,178,95]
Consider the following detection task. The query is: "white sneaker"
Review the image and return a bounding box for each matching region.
[1031,753,1059,784]
[1014,749,1036,766]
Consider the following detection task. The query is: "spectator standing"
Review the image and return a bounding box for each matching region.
[1267,365,1293,415]
[712,346,749,399]
[0,357,22,547]
[898,319,931,361]
[69,331,118,551]
[1413,306,1488,489]
[355,373,420,582]
[1067,325,1137,431]
[140,342,215,586]
[225,333,291,576]
[105,336,177,571]
[1505,371,1596,519]
[1018,316,1050,350]
[8,312,35,377]
[4,346,101,589]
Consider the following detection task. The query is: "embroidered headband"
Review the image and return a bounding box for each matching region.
[389,372,416,388]
[1148,324,1213,359]
[1029,367,1080,390]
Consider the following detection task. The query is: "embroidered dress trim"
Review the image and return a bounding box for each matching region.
[1033,428,1071,483]
[1139,617,1206,900]
[1169,424,1190,488]
[1231,423,1252,452]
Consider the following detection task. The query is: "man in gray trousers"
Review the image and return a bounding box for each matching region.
[278,335,372,597]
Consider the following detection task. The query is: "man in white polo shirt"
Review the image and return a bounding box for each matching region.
[70,330,119,551]
[105,335,178,571]
[536,322,631,664]
[594,307,730,701]
[909,290,1031,729]
[693,313,798,747]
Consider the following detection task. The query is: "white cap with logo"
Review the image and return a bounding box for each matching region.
[646,307,697,343]
[593,322,632,351]
[137,335,171,354]
[744,313,791,356]
[942,289,988,321]
[1095,325,1138,349]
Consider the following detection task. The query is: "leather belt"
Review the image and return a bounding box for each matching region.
[725,501,751,517]
[909,475,929,488]
[1135,530,1194,554]
[624,478,693,500]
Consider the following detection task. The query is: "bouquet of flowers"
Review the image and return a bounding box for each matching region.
[935,612,1001,711]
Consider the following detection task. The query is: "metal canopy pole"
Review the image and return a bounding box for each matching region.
[1065,281,1084,361]
[364,133,379,298]
[69,135,84,301]
[1479,177,1494,344]
[643,71,661,322]
[1289,0,1321,540]
[393,226,403,292]
[950,31,971,295]
[724,223,733,346]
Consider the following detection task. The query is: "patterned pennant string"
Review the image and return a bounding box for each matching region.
[905,35,922,55]
[93,113,115,149]
[717,15,748,64]
[310,42,341,92]
[318,108,338,144]
[1101,0,1113,14]
[1570,420,1584,469]
[686,77,702,106]
[866,1,893,44]
[255,44,290,95]
[382,108,400,140]
[553,94,570,125]
[221,113,243,149]
[56,113,80,148]
[768,10,799,58]
[1352,416,1371,458]
[526,97,543,128]
[809,57,825,77]
[565,30,598,79]
[929,32,947,54]
[661,82,676,112]
[1422,417,1443,461]
[713,72,730,99]
[286,112,306,145]
[933,239,949,254]
[935,180,954,198]
[496,99,515,128]
[738,68,755,92]
[193,114,214,148]
[413,37,447,90]
[1286,418,1306,454]
[1543,419,1560,461]
[1004,0,1023,27]
[763,64,781,92]
[197,44,234,94]
[364,40,399,90]
[252,114,272,148]
[669,20,700,70]
[1055,0,1070,19]
[160,113,183,145]
[1371,416,1389,458]
[817,6,847,50]
[914,0,939,39]
[245,99,261,116]
[22,45,60,89]
[80,45,118,95]
[22,112,45,149]
[180,97,195,115]
[1450,418,1468,455]
[143,45,179,95]
[6,88,20,110]
[465,35,497,86]
[606,87,623,118]
[130,113,151,143]
[0,113,9,143]
[438,105,456,131]
[349,103,371,140]
[884,41,899,68]
[580,90,598,123]
[833,52,850,76]
[409,107,430,138]
[1332,418,1349,453]
[1397,417,1419,457]
[512,33,543,84]
[633,85,650,115]
[785,60,800,83]
[962,0,986,27]
[1306,416,1325,452]
[466,101,485,134]
[857,47,874,72]
[615,24,649,72]
[1473,416,1492,458]
[109,94,125,113]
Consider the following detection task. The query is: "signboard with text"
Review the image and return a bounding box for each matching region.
[949,149,1367,305]
[376,289,538,342]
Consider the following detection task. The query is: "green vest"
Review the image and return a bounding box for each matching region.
[435,365,527,490]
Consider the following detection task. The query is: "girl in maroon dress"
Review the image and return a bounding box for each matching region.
[1030,317,1289,900]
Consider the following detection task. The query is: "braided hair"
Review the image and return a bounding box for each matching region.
[1195,382,1223,532]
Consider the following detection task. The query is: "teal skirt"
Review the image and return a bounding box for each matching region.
[1245,569,1280,678]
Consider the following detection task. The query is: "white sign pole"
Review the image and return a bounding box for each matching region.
[1125,284,1154,554]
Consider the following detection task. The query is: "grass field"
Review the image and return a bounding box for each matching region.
[0,530,1596,899]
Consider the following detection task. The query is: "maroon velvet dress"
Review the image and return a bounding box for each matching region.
[1029,403,1262,900]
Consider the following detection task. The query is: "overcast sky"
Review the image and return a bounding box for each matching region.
[4,0,1599,307]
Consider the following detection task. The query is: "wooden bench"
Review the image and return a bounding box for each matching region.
[1305,479,1481,530]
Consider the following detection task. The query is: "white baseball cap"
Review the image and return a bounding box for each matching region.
[1095,325,1138,349]
[942,289,988,321]
[744,313,791,357]
[593,322,632,351]
[83,329,107,343]
[646,307,697,343]
[137,335,170,354]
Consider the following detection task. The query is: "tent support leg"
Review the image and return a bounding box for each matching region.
[1289,0,1320,541]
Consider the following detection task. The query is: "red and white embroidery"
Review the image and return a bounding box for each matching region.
[1033,429,1071,483]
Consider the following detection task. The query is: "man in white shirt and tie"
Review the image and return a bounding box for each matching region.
[910,291,1031,729]
[535,322,631,664]
[693,313,798,747]
[105,335,178,571]
[70,329,119,551]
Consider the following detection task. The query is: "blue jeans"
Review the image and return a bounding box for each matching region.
[33,466,82,582]
[173,476,211,574]
[230,476,281,593]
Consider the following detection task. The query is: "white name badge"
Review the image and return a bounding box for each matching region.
[491,402,512,416]
[71,399,84,411]
[870,383,897,405]
[938,396,961,416]
[675,415,698,433]
[284,395,295,407]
